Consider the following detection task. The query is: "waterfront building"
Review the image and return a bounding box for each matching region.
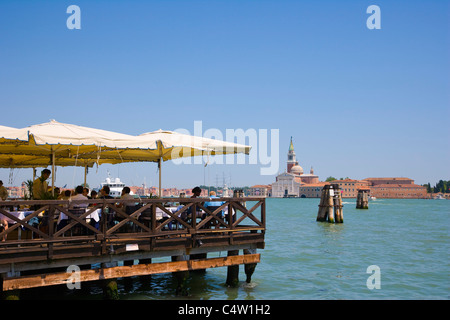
[271,137,320,197]
[248,185,271,197]
[328,179,370,198]
[363,177,427,198]
[299,182,329,198]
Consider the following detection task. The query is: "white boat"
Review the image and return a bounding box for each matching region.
[99,175,127,198]
[369,196,377,200]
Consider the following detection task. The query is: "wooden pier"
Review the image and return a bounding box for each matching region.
[0,197,265,298]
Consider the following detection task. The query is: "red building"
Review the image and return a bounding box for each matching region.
[363,177,427,199]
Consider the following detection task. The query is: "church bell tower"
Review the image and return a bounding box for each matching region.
[287,137,296,173]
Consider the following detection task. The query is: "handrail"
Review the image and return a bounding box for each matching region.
[0,197,266,249]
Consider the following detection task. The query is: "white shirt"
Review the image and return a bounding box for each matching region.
[70,193,89,208]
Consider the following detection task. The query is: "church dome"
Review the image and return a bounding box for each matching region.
[290,165,303,175]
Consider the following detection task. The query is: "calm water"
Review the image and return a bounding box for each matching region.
[21,198,449,300]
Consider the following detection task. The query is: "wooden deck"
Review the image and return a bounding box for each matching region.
[0,197,265,292]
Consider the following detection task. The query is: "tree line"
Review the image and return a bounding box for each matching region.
[423,180,449,193]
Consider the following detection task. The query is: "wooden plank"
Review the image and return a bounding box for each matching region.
[2,254,260,291]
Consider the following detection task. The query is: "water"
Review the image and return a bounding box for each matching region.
[20,198,449,300]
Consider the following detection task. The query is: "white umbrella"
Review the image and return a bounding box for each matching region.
[0,120,155,193]
[137,129,251,196]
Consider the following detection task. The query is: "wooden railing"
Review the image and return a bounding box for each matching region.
[0,197,265,265]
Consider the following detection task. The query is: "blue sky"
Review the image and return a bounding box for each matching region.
[0,0,449,190]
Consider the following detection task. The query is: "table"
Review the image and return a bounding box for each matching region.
[58,208,101,224]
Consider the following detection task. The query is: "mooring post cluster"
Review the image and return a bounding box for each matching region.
[356,189,370,209]
[316,184,344,223]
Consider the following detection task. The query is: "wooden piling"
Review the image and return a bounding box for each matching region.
[335,192,344,223]
[226,250,240,287]
[356,189,369,209]
[101,262,119,300]
[317,184,344,223]
[172,255,189,295]
[316,188,328,221]
[243,248,257,283]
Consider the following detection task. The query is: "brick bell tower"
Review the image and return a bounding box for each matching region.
[287,137,296,173]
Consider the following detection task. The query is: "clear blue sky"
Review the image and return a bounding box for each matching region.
[0,0,448,190]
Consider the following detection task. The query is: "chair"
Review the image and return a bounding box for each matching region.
[138,205,153,231]
[67,208,87,236]
[203,205,224,228]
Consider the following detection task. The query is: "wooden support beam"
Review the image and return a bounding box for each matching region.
[2,254,260,291]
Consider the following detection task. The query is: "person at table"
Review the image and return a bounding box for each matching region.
[116,187,135,211]
[83,187,91,199]
[58,189,72,200]
[70,185,89,209]
[99,186,115,226]
[191,186,202,198]
[115,187,137,227]
[203,191,225,225]
[99,186,113,199]
[0,180,8,201]
[32,169,51,200]
[183,186,203,221]
[57,186,88,231]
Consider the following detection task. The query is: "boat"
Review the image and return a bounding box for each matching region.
[433,194,445,200]
[99,173,127,198]
[369,196,377,200]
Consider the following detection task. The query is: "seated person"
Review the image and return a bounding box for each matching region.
[116,186,137,215]
[99,186,113,199]
[58,189,72,200]
[90,190,98,199]
[83,187,91,199]
[184,186,203,221]
[203,191,225,219]
[70,185,89,209]
[57,186,88,230]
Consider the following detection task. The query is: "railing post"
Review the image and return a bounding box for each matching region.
[47,205,55,260]
[100,200,107,254]
[151,203,156,232]
[191,202,197,231]
[261,199,266,230]
[228,200,233,230]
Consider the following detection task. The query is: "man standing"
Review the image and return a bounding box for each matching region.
[32,169,51,200]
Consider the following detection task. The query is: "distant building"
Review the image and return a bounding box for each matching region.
[363,177,415,186]
[364,178,427,198]
[248,185,271,197]
[5,185,25,199]
[328,179,370,198]
[299,182,329,198]
[272,137,320,197]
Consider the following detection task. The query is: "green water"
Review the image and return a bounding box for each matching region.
[21,198,449,300]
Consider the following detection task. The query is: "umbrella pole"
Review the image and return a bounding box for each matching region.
[84,164,87,187]
[159,157,162,197]
[51,150,55,196]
